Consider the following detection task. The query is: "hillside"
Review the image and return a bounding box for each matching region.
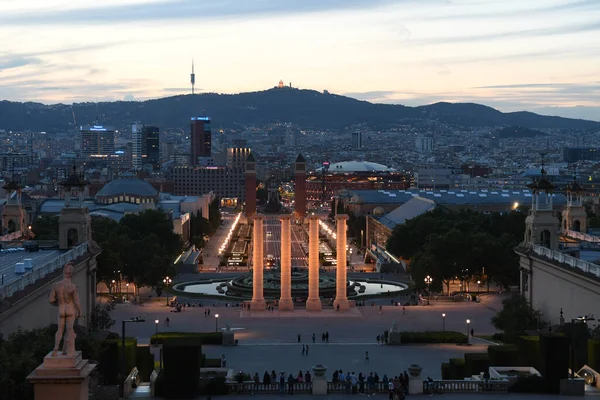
[0,88,598,132]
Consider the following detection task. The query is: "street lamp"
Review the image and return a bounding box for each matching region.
[121,317,145,391]
[424,275,433,305]
[163,276,172,306]
[466,319,471,341]
[112,279,116,294]
[477,280,481,292]
[215,314,220,332]
[155,319,159,335]
[442,313,446,332]
[126,283,129,301]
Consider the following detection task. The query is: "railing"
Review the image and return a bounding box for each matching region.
[566,230,600,243]
[327,381,387,393]
[423,379,510,393]
[532,244,600,278]
[122,367,139,399]
[0,243,88,299]
[226,381,312,394]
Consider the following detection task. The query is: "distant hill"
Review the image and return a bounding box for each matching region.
[1,87,598,133]
[496,126,546,138]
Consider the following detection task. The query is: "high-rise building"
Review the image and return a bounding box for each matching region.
[190,117,212,166]
[131,123,144,170]
[294,153,307,220]
[415,136,434,153]
[80,125,115,157]
[352,131,363,149]
[143,126,160,170]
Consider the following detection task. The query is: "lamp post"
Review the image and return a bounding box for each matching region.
[112,279,116,294]
[163,276,172,306]
[215,314,219,332]
[155,319,159,335]
[442,313,446,332]
[477,280,481,293]
[121,317,145,392]
[126,283,129,301]
[424,275,432,305]
[466,319,471,341]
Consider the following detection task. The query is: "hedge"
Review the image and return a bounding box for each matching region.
[204,358,222,368]
[163,344,203,398]
[464,353,489,377]
[136,346,156,381]
[114,337,138,377]
[151,332,223,346]
[515,336,541,370]
[400,331,468,344]
[441,359,466,379]
[487,345,519,366]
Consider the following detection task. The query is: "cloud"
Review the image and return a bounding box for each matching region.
[0,0,402,25]
[342,90,398,100]
[0,55,43,71]
[412,21,600,45]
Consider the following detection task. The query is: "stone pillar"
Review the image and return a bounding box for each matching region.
[279,215,294,311]
[251,214,266,310]
[306,215,322,311]
[333,214,350,311]
[27,352,96,400]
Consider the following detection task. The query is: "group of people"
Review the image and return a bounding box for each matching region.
[242,370,313,395]
[297,331,331,343]
[329,370,410,398]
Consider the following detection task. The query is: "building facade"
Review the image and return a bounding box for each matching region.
[190,117,212,166]
[80,125,115,157]
[143,125,160,170]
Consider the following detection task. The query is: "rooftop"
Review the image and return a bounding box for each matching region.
[344,189,567,206]
[96,178,158,198]
[377,197,437,229]
[317,160,395,173]
[0,249,62,288]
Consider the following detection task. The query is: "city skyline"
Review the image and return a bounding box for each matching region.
[1,0,599,120]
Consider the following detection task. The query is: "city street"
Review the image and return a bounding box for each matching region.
[264,217,307,267]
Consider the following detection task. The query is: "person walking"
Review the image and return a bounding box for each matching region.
[306,344,309,355]
[325,331,329,342]
[312,333,316,343]
[297,333,301,343]
[221,354,227,367]
[301,345,306,356]
[365,351,369,364]
[471,328,475,337]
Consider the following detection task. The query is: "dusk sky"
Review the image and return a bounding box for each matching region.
[1,0,599,120]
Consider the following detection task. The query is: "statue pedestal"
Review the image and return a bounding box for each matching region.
[222,331,236,346]
[388,331,402,345]
[312,378,327,395]
[27,351,96,400]
[250,299,266,310]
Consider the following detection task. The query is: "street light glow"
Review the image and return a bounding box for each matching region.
[219,213,241,255]
[442,313,446,317]
[466,319,471,324]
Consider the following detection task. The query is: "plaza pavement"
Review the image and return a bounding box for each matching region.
[111,296,500,381]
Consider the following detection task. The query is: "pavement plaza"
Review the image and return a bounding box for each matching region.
[111,298,500,380]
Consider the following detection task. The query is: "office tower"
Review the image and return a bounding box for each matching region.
[143,126,160,170]
[190,117,212,166]
[415,136,434,153]
[245,153,257,218]
[80,125,115,157]
[352,131,363,149]
[131,123,144,170]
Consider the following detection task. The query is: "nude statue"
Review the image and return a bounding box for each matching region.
[48,263,82,357]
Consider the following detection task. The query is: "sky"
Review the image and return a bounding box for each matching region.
[1,0,599,120]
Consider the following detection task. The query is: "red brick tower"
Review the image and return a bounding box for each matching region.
[245,152,257,218]
[294,153,307,220]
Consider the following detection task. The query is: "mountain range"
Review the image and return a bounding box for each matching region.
[1,87,598,133]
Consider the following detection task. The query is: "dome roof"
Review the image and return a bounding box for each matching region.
[318,160,394,173]
[96,178,158,198]
[373,206,386,216]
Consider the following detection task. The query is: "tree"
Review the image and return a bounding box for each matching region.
[92,217,125,286]
[89,303,116,332]
[31,215,59,240]
[492,295,543,343]
[208,199,221,231]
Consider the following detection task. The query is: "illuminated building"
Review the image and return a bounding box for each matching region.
[79,125,115,157]
[190,117,212,166]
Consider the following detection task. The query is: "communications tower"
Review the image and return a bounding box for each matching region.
[191,60,196,95]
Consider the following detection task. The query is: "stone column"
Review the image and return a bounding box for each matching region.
[306,215,322,311]
[251,214,266,310]
[333,214,350,311]
[279,215,294,311]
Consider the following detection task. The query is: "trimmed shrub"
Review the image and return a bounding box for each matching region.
[97,340,119,385]
[204,358,222,368]
[539,335,569,394]
[588,340,600,372]
[400,331,468,344]
[515,336,541,370]
[163,344,202,399]
[464,353,489,377]
[488,345,519,366]
[113,337,138,377]
[136,346,156,381]
[441,359,466,379]
[151,332,222,346]
[508,375,548,393]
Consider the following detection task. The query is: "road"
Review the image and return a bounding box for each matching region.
[264,217,307,268]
